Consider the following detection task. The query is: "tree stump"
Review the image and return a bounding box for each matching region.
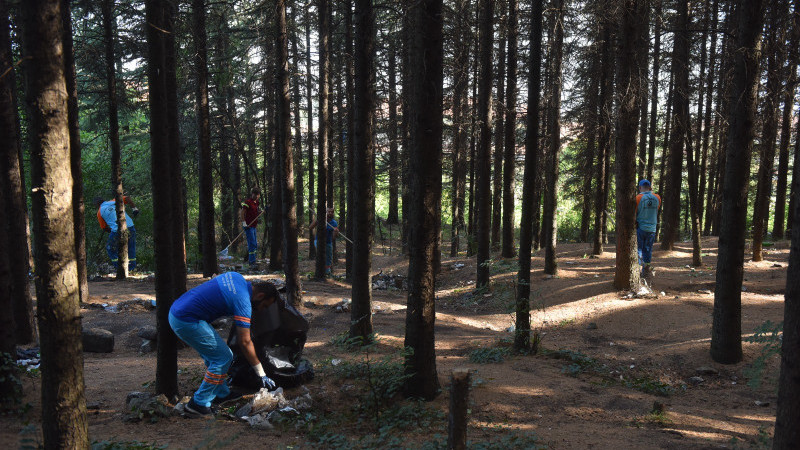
[448,368,471,450]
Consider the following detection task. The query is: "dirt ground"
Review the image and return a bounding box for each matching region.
[0,236,788,449]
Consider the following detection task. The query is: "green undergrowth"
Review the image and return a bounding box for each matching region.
[743,320,783,389]
[544,349,679,397]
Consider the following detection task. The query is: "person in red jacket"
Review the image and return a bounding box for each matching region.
[241,187,262,268]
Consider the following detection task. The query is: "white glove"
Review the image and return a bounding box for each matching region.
[242,221,248,228]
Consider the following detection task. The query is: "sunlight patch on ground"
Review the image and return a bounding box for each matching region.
[493,384,556,397]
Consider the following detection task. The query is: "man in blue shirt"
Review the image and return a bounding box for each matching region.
[309,207,339,276]
[636,180,661,281]
[169,272,279,417]
[95,196,138,271]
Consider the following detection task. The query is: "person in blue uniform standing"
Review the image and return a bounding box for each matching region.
[169,272,279,416]
[636,179,661,281]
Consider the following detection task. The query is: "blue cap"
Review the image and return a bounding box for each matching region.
[638,179,651,187]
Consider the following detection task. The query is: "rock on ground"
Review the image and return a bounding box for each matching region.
[82,328,114,353]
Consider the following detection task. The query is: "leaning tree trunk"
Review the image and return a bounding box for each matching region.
[315,0,330,280]
[193,0,218,277]
[501,0,518,258]
[1,0,34,345]
[404,0,443,400]
[542,0,564,276]
[515,0,543,352]
[277,0,302,306]
[711,0,764,365]
[21,0,88,445]
[475,0,494,288]
[62,0,87,304]
[103,0,129,280]
[350,0,375,341]
[613,0,646,290]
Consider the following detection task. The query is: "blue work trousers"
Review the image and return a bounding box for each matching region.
[637,228,656,266]
[107,227,136,270]
[245,226,258,265]
[168,313,232,407]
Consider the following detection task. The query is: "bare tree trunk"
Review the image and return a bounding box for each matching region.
[1,0,35,345]
[345,0,355,279]
[476,0,494,288]
[515,0,543,352]
[277,0,301,306]
[773,31,798,240]
[315,0,330,279]
[387,43,400,225]
[102,0,129,280]
[193,0,218,277]
[404,0,442,400]
[290,9,304,230]
[21,0,88,444]
[350,0,375,340]
[613,0,646,290]
[542,0,563,276]
[699,0,719,235]
[501,0,518,258]
[711,0,764,365]
[592,18,613,256]
[646,0,662,182]
[491,2,506,252]
[146,0,178,398]
[305,8,316,259]
[62,0,87,305]
[450,0,469,257]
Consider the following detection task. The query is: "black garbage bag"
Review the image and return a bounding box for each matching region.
[227,295,314,390]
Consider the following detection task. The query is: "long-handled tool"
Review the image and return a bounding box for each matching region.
[327,220,354,245]
[219,209,266,258]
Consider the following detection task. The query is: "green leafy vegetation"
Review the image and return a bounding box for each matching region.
[469,346,512,364]
[743,321,783,388]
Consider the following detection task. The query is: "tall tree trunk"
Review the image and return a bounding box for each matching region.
[193,0,218,277]
[451,0,469,257]
[476,0,494,288]
[387,43,399,225]
[350,0,375,340]
[501,0,518,258]
[579,61,598,244]
[515,0,543,352]
[21,0,88,444]
[345,0,355,279]
[2,0,35,346]
[290,10,304,230]
[613,0,646,290]
[775,69,800,446]
[0,0,24,392]
[466,33,478,257]
[542,0,564,275]
[646,0,662,182]
[404,0,442,400]
[699,0,719,235]
[660,0,691,251]
[62,0,87,305]
[592,19,613,256]
[103,0,129,280]
[773,32,798,240]
[789,105,800,238]
[752,1,786,261]
[636,0,650,182]
[315,0,330,279]
[305,8,316,259]
[146,0,178,398]
[711,0,764,364]
[277,0,301,306]
[491,2,506,252]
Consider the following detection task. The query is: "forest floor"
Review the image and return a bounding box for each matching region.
[0,236,788,449]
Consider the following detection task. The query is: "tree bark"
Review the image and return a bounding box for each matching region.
[403,0,442,400]
[102,0,129,280]
[447,369,470,449]
[62,0,87,305]
[1,0,35,345]
[699,0,719,235]
[305,8,316,259]
[193,0,218,277]
[711,0,764,364]
[752,1,787,261]
[542,0,563,276]
[646,0,662,182]
[387,43,399,225]
[592,19,613,256]
[345,0,355,279]
[501,0,518,258]
[146,0,178,397]
[450,0,469,257]
[290,9,304,230]
[491,2,506,252]
[613,0,646,290]
[476,0,494,288]
[21,0,88,444]
[276,0,302,306]
[315,0,330,279]
[773,41,798,240]
[515,0,543,352]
